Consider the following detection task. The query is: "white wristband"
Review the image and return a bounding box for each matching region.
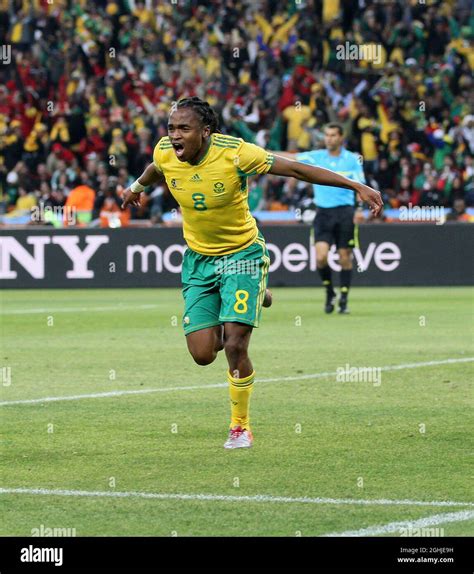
[131,180,145,193]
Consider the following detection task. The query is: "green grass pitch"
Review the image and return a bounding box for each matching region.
[1,287,473,536]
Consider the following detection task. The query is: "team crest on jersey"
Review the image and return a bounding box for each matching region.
[170,178,184,190]
[213,181,225,194]
[169,177,184,191]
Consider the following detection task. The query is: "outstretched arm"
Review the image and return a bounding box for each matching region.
[272,151,297,159]
[121,163,165,209]
[269,154,383,215]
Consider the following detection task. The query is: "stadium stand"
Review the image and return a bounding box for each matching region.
[0,0,473,226]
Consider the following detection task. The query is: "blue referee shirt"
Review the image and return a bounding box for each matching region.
[296,148,365,208]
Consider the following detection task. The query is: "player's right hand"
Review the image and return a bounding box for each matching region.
[121,188,142,209]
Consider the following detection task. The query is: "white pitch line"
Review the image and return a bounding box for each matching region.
[0,383,229,406]
[0,488,473,509]
[0,304,159,315]
[0,357,472,407]
[258,357,474,383]
[323,509,474,537]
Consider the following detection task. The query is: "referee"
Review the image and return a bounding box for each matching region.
[278,123,365,314]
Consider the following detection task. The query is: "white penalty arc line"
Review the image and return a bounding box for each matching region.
[0,488,473,510]
[1,357,472,407]
[323,509,474,537]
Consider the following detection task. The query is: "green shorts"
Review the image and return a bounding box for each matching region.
[181,233,270,335]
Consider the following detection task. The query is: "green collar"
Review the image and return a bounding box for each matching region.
[188,136,212,166]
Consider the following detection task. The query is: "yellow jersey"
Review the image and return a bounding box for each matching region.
[153,133,274,256]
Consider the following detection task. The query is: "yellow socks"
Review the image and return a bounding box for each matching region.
[228,370,255,430]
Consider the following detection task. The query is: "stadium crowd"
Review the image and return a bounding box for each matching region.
[0,0,473,226]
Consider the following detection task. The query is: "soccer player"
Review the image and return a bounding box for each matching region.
[122,98,382,449]
[278,124,366,314]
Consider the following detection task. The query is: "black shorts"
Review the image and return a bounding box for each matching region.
[313,205,356,249]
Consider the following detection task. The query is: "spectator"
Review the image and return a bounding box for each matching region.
[99,188,130,228]
[64,180,95,227]
[2,186,37,220]
[282,95,312,151]
[354,103,380,176]
[446,198,473,222]
[395,176,412,208]
[420,176,443,207]
[0,0,471,225]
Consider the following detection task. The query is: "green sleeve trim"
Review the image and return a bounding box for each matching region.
[264,153,275,173]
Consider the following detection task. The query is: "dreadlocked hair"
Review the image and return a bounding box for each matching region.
[174,97,220,133]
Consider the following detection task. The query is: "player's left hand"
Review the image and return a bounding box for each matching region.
[120,187,142,209]
[355,184,383,216]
